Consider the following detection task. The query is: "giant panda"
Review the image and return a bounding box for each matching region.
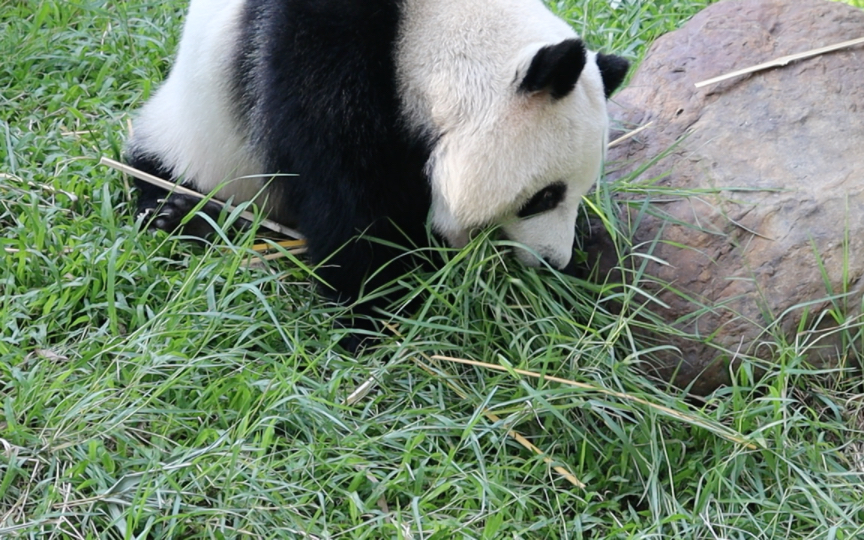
[126,0,629,333]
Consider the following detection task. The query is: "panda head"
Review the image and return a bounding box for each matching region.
[420,39,628,269]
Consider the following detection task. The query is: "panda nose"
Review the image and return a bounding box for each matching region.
[542,247,578,270]
[557,255,581,277]
[543,255,570,270]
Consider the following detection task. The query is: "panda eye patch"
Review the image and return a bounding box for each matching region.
[518,182,567,218]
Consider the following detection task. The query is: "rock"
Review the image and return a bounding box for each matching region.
[589,0,864,394]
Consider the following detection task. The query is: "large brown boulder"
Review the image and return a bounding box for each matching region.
[590,0,864,393]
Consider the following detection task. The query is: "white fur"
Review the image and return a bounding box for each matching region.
[130,0,270,208]
[397,0,610,267]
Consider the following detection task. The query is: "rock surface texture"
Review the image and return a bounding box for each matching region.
[591,0,864,394]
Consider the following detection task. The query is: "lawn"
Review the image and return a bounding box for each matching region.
[2,0,863,538]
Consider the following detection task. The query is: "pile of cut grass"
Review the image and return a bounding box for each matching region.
[2,1,863,538]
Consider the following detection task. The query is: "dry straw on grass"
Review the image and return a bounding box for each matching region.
[376,323,588,488]
[432,354,759,451]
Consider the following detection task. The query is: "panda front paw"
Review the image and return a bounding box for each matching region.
[137,193,196,232]
[137,193,227,239]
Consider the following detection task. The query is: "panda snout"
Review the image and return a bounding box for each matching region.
[509,242,571,269]
[557,255,581,276]
[543,252,572,270]
[543,255,563,269]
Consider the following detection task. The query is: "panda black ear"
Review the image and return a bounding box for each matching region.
[518,39,586,100]
[596,53,630,98]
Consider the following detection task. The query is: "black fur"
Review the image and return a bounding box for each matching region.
[596,53,630,98]
[518,39,586,99]
[133,0,434,314]
[240,0,433,307]
[126,152,228,239]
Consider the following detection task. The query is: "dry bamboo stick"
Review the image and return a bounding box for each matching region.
[609,121,653,148]
[695,36,864,89]
[100,156,305,240]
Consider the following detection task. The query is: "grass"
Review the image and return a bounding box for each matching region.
[2,0,864,538]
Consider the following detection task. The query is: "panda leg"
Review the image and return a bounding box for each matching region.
[126,151,233,239]
[310,237,388,352]
[305,215,429,353]
[143,191,229,240]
